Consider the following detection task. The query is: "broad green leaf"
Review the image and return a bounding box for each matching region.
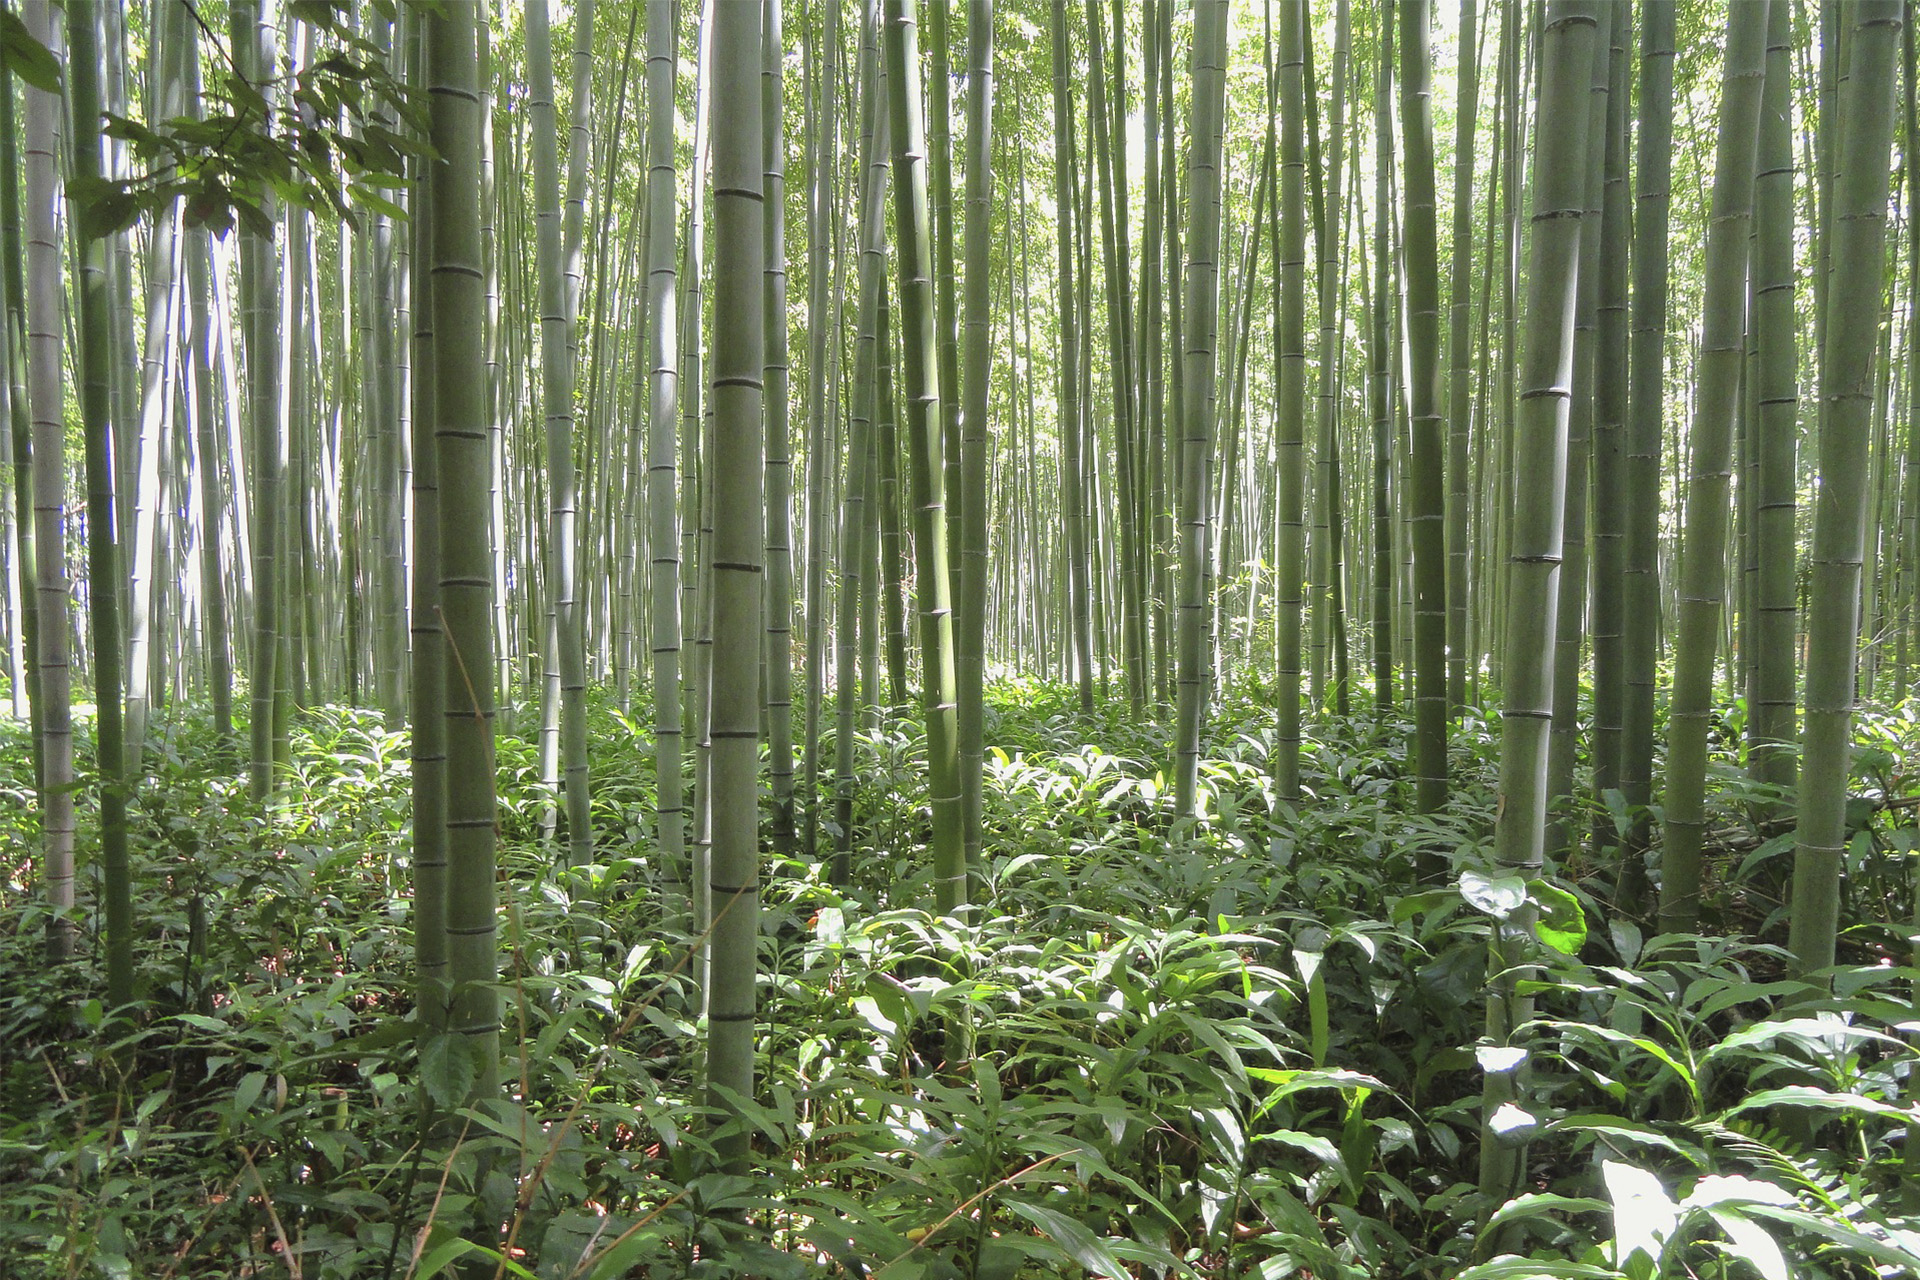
[1454,1257,1617,1280]
[1724,1085,1919,1125]
[1531,1019,1697,1097]
[174,1013,229,1034]
[1705,1016,1904,1067]
[1602,1160,1676,1274]
[413,1235,482,1279]
[1609,917,1644,965]
[420,1032,478,1108]
[1707,1209,1788,1280]
[1744,1204,1920,1272]
[1528,879,1587,955]
[233,1071,267,1117]
[1487,1102,1538,1143]
[1602,787,1631,838]
[1551,1114,1702,1164]
[1003,1199,1132,1279]
[1482,1192,1609,1239]
[1683,1175,1795,1211]
[1391,887,1459,922]
[1476,1045,1528,1074]
[0,12,60,93]
[1265,1128,1346,1177]
[1459,870,1528,919]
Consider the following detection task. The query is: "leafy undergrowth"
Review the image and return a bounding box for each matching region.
[2,682,1919,1278]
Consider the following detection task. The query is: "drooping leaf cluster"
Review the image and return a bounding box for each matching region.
[76,0,425,241]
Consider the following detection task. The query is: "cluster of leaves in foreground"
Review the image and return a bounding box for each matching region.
[1,685,1919,1278]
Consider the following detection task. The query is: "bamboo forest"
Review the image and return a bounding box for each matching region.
[12,0,1920,1274]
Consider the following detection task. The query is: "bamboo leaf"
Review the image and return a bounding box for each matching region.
[0,11,59,93]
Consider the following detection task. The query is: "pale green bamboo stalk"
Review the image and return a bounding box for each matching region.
[684,0,714,973]
[928,0,961,592]
[428,0,500,1096]
[1746,0,1798,799]
[645,0,684,905]
[478,7,507,729]
[1173,0,1228,817]
[704,0,764,1165]
[1588,8,1628,855]
[527,0,594,867]
[1140,0,1168,707]
[1312,0,1351,716]
[280,19,315,719]
[1546,1,1613,865]
[1905,23,1920,714]
[1618,0,1674,917]
[408,3,449,1031]
[1657,1,1768,935]
[800,0,843,860]
[183,10,233,758]
[956,0,995,880]
[1158,0,1182,709]
[1790,0,1903,978]
[764,0,795,864]
[1401,0,1447,830]
[124,0,184,776]
[0,2,39,746]
[561,0,595,860]
[1051,0,1093,715]
[1274,0,1306,803]
[68,0,134,1008]
[876,300,911,706]
[367,9,407,729]
[1085,0,1144,713]
[235,0,283,805]
[1369,4,1394,717]
[280,62,316,710]
[887,0,967,921]
[1444,0,1478,714]
[1477,0,1597,1209]
[23,0,71,960]
[833,8,885,885]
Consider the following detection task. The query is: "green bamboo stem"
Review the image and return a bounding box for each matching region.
[1478,0,1598,1209]
[22,0,71,961]
[1173,0,1228,817]
[1790,0,1903,979]
[704,0,765,1165]
[887,0,968,922]
[1657,1,1768,936]
[956,0,996,882]
[69,0,134,1009]
[428,0,501,1095]
[1746,0,1799,800]
[1401,0,1447,833]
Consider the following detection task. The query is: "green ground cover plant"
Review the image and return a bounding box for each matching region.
[3,682,1919,1278]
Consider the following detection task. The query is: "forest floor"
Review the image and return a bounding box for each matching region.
[1,681,1917,1278]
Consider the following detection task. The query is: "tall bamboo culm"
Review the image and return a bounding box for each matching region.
[644,0,685,908]
[1478,0,1598,1209]
[23,0,73,961]
[69,0,135,1009]
[1657,0,1767,935]
[1173,0,1229,818]
[886,0,967,920]
[704,0,765,1165]
[428,0,500,1094]
[1790,0,1903,978]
